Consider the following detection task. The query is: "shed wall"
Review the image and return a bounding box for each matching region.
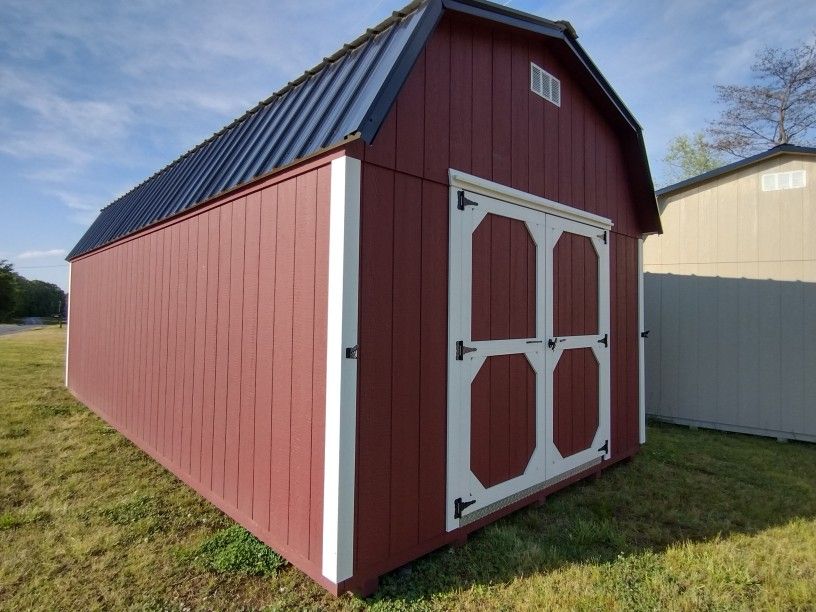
[350,12,646,581]
[67,158,334,580]
[644,155,816,442]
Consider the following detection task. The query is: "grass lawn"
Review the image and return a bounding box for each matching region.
[1,327,815,610]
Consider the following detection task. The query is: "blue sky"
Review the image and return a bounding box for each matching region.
[2,0,815,290]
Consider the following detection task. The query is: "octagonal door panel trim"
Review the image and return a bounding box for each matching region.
[544,215,611,480]
[447,187,548,532]
[447,177,612,533]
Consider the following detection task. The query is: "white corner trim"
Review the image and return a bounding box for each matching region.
[449,169,613,230]
[65,261,72,387]
[637,238,646,444]
[322,156,360,585]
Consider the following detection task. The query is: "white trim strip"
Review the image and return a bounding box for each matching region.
[638,238,646,444]
[65,261,72,387]
[322,156,361,584]
[449,169,613,230]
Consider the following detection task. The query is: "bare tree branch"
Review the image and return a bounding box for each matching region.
[707,34,816,157]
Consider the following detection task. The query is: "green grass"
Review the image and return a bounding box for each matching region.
[1,327,815,610]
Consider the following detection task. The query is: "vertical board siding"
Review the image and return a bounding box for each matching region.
[553,347,600,457]
[66,162,332,578]
[471,214,536,341]
[365,14,642,238]
[354,12,645,577]
[553,232,599,336]
[470,354,536,487]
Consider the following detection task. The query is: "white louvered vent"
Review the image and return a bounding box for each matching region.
[761,170,807,191]
[530,62,561,107]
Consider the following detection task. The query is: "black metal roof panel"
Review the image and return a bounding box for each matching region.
[70,0,660,258]
[657,144,816,198]
[68,0,441,259]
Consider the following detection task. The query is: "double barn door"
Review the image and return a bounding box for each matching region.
[447,185,610,530]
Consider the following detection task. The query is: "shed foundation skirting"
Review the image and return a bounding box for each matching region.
[648,414,816,444]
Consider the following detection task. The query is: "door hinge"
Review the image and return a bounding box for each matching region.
[457,190,478,211]
[455,340,477,360]
[641,330,650,339]
[598,439,609,455]
[345,345,359,359]
[454,497,477,519]
[598,333,608,348]
[597,230,608,244]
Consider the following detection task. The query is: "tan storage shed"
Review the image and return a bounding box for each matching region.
[644,144,816,443]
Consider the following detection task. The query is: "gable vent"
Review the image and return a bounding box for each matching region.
[530,62,561,107]
[761,170,806,191]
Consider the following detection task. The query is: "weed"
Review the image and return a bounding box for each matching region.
[185,525,286,576]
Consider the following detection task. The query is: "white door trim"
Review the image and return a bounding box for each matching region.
[65,261,72,387]
[543,215,611,479]
[449,169,613,231]
[322,156,361,584]
[446,180,612,532]
[638,238,646,444]
[446,187,548,532]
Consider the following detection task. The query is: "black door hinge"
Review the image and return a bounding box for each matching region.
[598,333,608,348]
[597,230,608,244]
[641,330,650,339]
[454,497,477,519]
[345,345,359,359]
[598,439,609,454]
[457,190,478,211]
[455,340,477,360]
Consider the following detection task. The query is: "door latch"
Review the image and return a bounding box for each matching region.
[598,333,608,348]
[454,497,477,519]
[455,340,477,360]
[548,337,563,350]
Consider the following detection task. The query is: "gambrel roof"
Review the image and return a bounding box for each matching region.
[69,0,657,259]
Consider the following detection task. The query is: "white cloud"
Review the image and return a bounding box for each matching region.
[17,248,67,259]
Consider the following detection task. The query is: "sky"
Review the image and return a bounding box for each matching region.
[1,0,815,290]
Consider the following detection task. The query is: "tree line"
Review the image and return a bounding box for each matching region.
[0,260,66,323]
[664,34,816,184]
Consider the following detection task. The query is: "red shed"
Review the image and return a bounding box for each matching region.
[66,0,660,596]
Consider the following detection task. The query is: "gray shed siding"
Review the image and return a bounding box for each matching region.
[644,153,816,442]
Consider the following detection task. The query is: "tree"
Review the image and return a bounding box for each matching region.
[0,260,17,322]
[708,36,816,158]
[15,278,65,318]
[663,132,723,184]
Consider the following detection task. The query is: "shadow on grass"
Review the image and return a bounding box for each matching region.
[366,421,816,605]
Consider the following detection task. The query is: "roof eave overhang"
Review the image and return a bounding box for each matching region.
[657,145,816,199]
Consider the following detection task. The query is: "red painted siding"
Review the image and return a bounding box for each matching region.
[471,213,536,341]
[67,156,337,585]
[553,232,599,337]
[553,347,600,457]
[351,12,646,582]
[470,354,536,487]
